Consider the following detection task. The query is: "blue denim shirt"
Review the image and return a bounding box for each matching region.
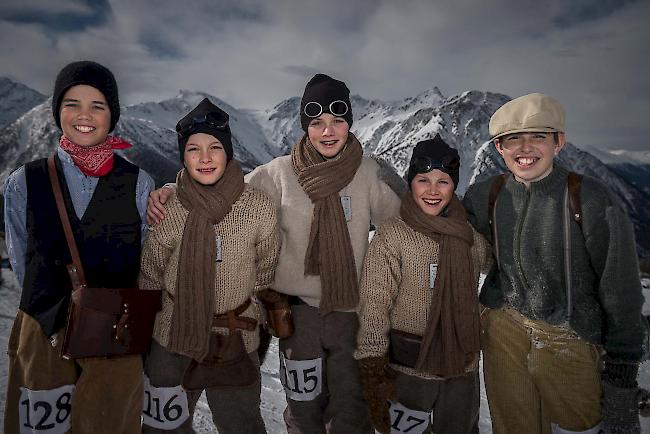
[4,147,154,285]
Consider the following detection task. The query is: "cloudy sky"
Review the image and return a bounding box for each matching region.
[1,0,648,151]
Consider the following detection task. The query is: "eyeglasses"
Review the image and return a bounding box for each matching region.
[303,100,349,118]
[176,112,229,137]
[409,154,460,174]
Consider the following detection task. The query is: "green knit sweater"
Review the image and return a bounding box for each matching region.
[463,164,646,361]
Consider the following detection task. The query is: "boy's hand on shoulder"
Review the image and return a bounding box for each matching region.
[146,185,173,225]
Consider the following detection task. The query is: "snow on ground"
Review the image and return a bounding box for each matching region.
[1,271,650,432]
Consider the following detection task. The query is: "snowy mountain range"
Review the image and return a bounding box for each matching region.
[1,77,648,256]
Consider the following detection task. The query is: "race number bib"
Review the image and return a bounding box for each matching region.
[551,423,602,434]
[389,401,431,434]
[279,354,322,401]
[429,263,438,289]
[18,384,74,434]
[142,376,190,430]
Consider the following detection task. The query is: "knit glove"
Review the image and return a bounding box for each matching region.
[601,360,642,434]
[358,356,397,434]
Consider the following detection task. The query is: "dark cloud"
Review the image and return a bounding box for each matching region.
[0,0,110,32]
[553,0,640,27]
[0,0,648,151]
[139,33,185,59]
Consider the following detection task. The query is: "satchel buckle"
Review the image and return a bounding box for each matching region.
[114,303,130,343]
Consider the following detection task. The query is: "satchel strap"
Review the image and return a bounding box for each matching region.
[47,156,87,287]
[488,173,508,270]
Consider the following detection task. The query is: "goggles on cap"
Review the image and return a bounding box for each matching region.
[409,154,460,175]
[303,100,349,118]
[176,112,229,137]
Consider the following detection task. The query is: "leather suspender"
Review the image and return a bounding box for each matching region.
[488,174,508,270]
[47,156,88,289]
[488,172,583,319]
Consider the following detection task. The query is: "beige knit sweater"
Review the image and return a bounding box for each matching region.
[139,185,280,354]
[245,155,401,309]
[355,216,491,379]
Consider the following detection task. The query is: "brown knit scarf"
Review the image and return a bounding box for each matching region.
[167,160,245,361]
[291,133,363,314]
[400,193,480,377]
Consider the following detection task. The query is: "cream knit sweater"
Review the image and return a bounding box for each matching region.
[245,155,401,309]
[355,216,491,379]
[139,185,280,354]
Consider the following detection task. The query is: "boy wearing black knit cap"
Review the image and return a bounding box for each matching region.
[3,60,155,433]
[139,97,279,433]
[355,134,490,434]
[147,73,402,433]
[463,93,647,434]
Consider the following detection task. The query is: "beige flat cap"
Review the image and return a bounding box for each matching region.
[489,93,565,140]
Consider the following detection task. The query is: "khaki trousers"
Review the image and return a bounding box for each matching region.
[279,304,373,434]
[482,307,602,434]
[4,310,143,434]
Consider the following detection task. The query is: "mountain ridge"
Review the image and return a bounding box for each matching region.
[1,77,648,256]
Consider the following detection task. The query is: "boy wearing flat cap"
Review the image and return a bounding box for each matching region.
[463,93,647,434]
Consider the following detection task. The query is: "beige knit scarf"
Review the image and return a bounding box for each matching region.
[167,160,245,361]
[291,133,363,314]
[400,193,480,377]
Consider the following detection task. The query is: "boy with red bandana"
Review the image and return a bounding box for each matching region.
[3,60,154,434]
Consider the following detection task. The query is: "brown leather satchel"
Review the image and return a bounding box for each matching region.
[47,156,162,359]
[256,289,294,339]
[182,311,258,390]
[388,329,422,369]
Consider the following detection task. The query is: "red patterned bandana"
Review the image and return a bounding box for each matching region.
[59,135,133,177]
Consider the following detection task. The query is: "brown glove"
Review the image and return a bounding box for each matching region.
[358,356,397,434]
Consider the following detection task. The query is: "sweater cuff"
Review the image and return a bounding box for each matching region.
[602,359,639,388]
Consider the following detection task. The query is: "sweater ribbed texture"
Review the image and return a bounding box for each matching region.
[139,185,280,354]
[355,217,491,379]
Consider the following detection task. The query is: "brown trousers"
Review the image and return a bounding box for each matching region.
[4,310,143,434]
[482,307,602,434]
[279,304,373,434]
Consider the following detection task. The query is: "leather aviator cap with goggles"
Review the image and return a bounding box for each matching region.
[176,112,229,137]
[302,100,349,119]
[409,154,460,175]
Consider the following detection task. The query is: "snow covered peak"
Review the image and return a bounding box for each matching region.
[0,79,648,256]
[0,77,46,130]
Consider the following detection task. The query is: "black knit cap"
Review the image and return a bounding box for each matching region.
[52,61,120,132]
[407,134,460,190]
[300,73,353,132]
[176,98,233,162]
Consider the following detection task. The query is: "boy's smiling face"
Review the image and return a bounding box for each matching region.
[59,85,111,147]
[495,132,565,186]
[410,169,455,216]
[183,132,228,185]
[307,113,349,159]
